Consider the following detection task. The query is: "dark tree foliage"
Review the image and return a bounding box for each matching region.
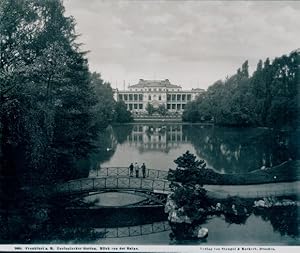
[183,51,299,129]
[170,185,210,221]
[114,100,133,123]
[157,104,167,116]
[90,72,115,129]
[168,151,207,186]
[0,0,118,185]
[145,102,155,115]
[167,151,213,224]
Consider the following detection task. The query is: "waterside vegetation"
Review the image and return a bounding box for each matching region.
[168,151,299,185]
[166,151,299,240]
[0,0,132,187]
[182,51,299,129]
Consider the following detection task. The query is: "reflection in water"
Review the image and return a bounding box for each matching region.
[1,123,298,244]
[184,126,298,173]
[128,125,188,153]
[95,123,297,174]
[83,192,147,207]
[254,206,299,238]
[169,213,299,245]
[0,175,298,244]
[0,187,103,243]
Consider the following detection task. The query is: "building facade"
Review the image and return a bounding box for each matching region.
[113,79,204,114]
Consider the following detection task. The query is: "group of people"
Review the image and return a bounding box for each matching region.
[129,162,147,178]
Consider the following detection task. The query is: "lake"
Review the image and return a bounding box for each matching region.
[88,123,298,174]
[81,123,299,245]
[0,123,298,245]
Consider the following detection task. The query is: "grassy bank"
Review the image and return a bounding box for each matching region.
[203,160,299,185]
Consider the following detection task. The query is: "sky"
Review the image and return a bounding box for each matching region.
[64,0,300,90]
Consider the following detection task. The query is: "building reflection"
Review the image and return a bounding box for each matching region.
[127,124,188,153]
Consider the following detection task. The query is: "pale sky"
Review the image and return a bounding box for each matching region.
[64,0,300,90]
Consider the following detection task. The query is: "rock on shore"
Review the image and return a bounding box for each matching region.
[254,197,299,208]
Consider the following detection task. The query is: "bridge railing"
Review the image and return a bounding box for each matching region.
[54,176,171,196]
[94,167,169,180]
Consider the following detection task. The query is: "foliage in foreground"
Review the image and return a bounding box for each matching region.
[0,0,132,186]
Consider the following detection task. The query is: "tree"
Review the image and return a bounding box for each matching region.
[182,101,201,122]
[167,151,212,222]
[145,102,155,115]
[157,104,167,116]
[182,51,299,128]
[90,72,115,129]
[168,151,207,186]
[0,0,102,184]
[114,101,133,123]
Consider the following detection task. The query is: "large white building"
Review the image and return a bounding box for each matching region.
[113,79,204,114]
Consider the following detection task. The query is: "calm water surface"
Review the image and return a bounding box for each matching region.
[89,123,298,174]
[97,214,299,245]
[82,123,299,245]
[1,123,298,244]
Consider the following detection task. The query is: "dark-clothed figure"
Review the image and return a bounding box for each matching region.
[141,163,146,178]
[134,162,139,178]
[129,163,134,177]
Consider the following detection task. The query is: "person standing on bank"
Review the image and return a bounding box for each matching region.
[129,163,134,177]
[134,162,139,178]
[141,163,146,178]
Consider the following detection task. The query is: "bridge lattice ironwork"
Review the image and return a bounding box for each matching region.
[52,176,171,197]
[94,167,169,180]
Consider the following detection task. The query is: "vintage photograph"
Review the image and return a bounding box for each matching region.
[0,0,299,249]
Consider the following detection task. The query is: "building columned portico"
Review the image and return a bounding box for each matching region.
[113,79,204,114]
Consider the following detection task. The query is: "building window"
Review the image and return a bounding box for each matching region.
[118,94,123,100]
[167,94,171,101]
[139,94,143,101]
[134,104,138,109]
[159,88,161,91]
[129,94,133,101]
[172,104,176,110]
[182,94,186,101]
[139,104,143,109]
[177,104,181,110]
[167,104,171,109]
[129,104,133,110]
[154,94,156,98]
[177,94,181,100]
[172,94,176,101]
[134,94,138,101]
[182,104,186,109]
[148,95,151,100]
[187,94,191,101]
[159,95,161,100]
[154,88,156,91]
[149,88,151,91]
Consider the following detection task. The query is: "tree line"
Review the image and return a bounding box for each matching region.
[182,50,299,129]
[0,0,132,185]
